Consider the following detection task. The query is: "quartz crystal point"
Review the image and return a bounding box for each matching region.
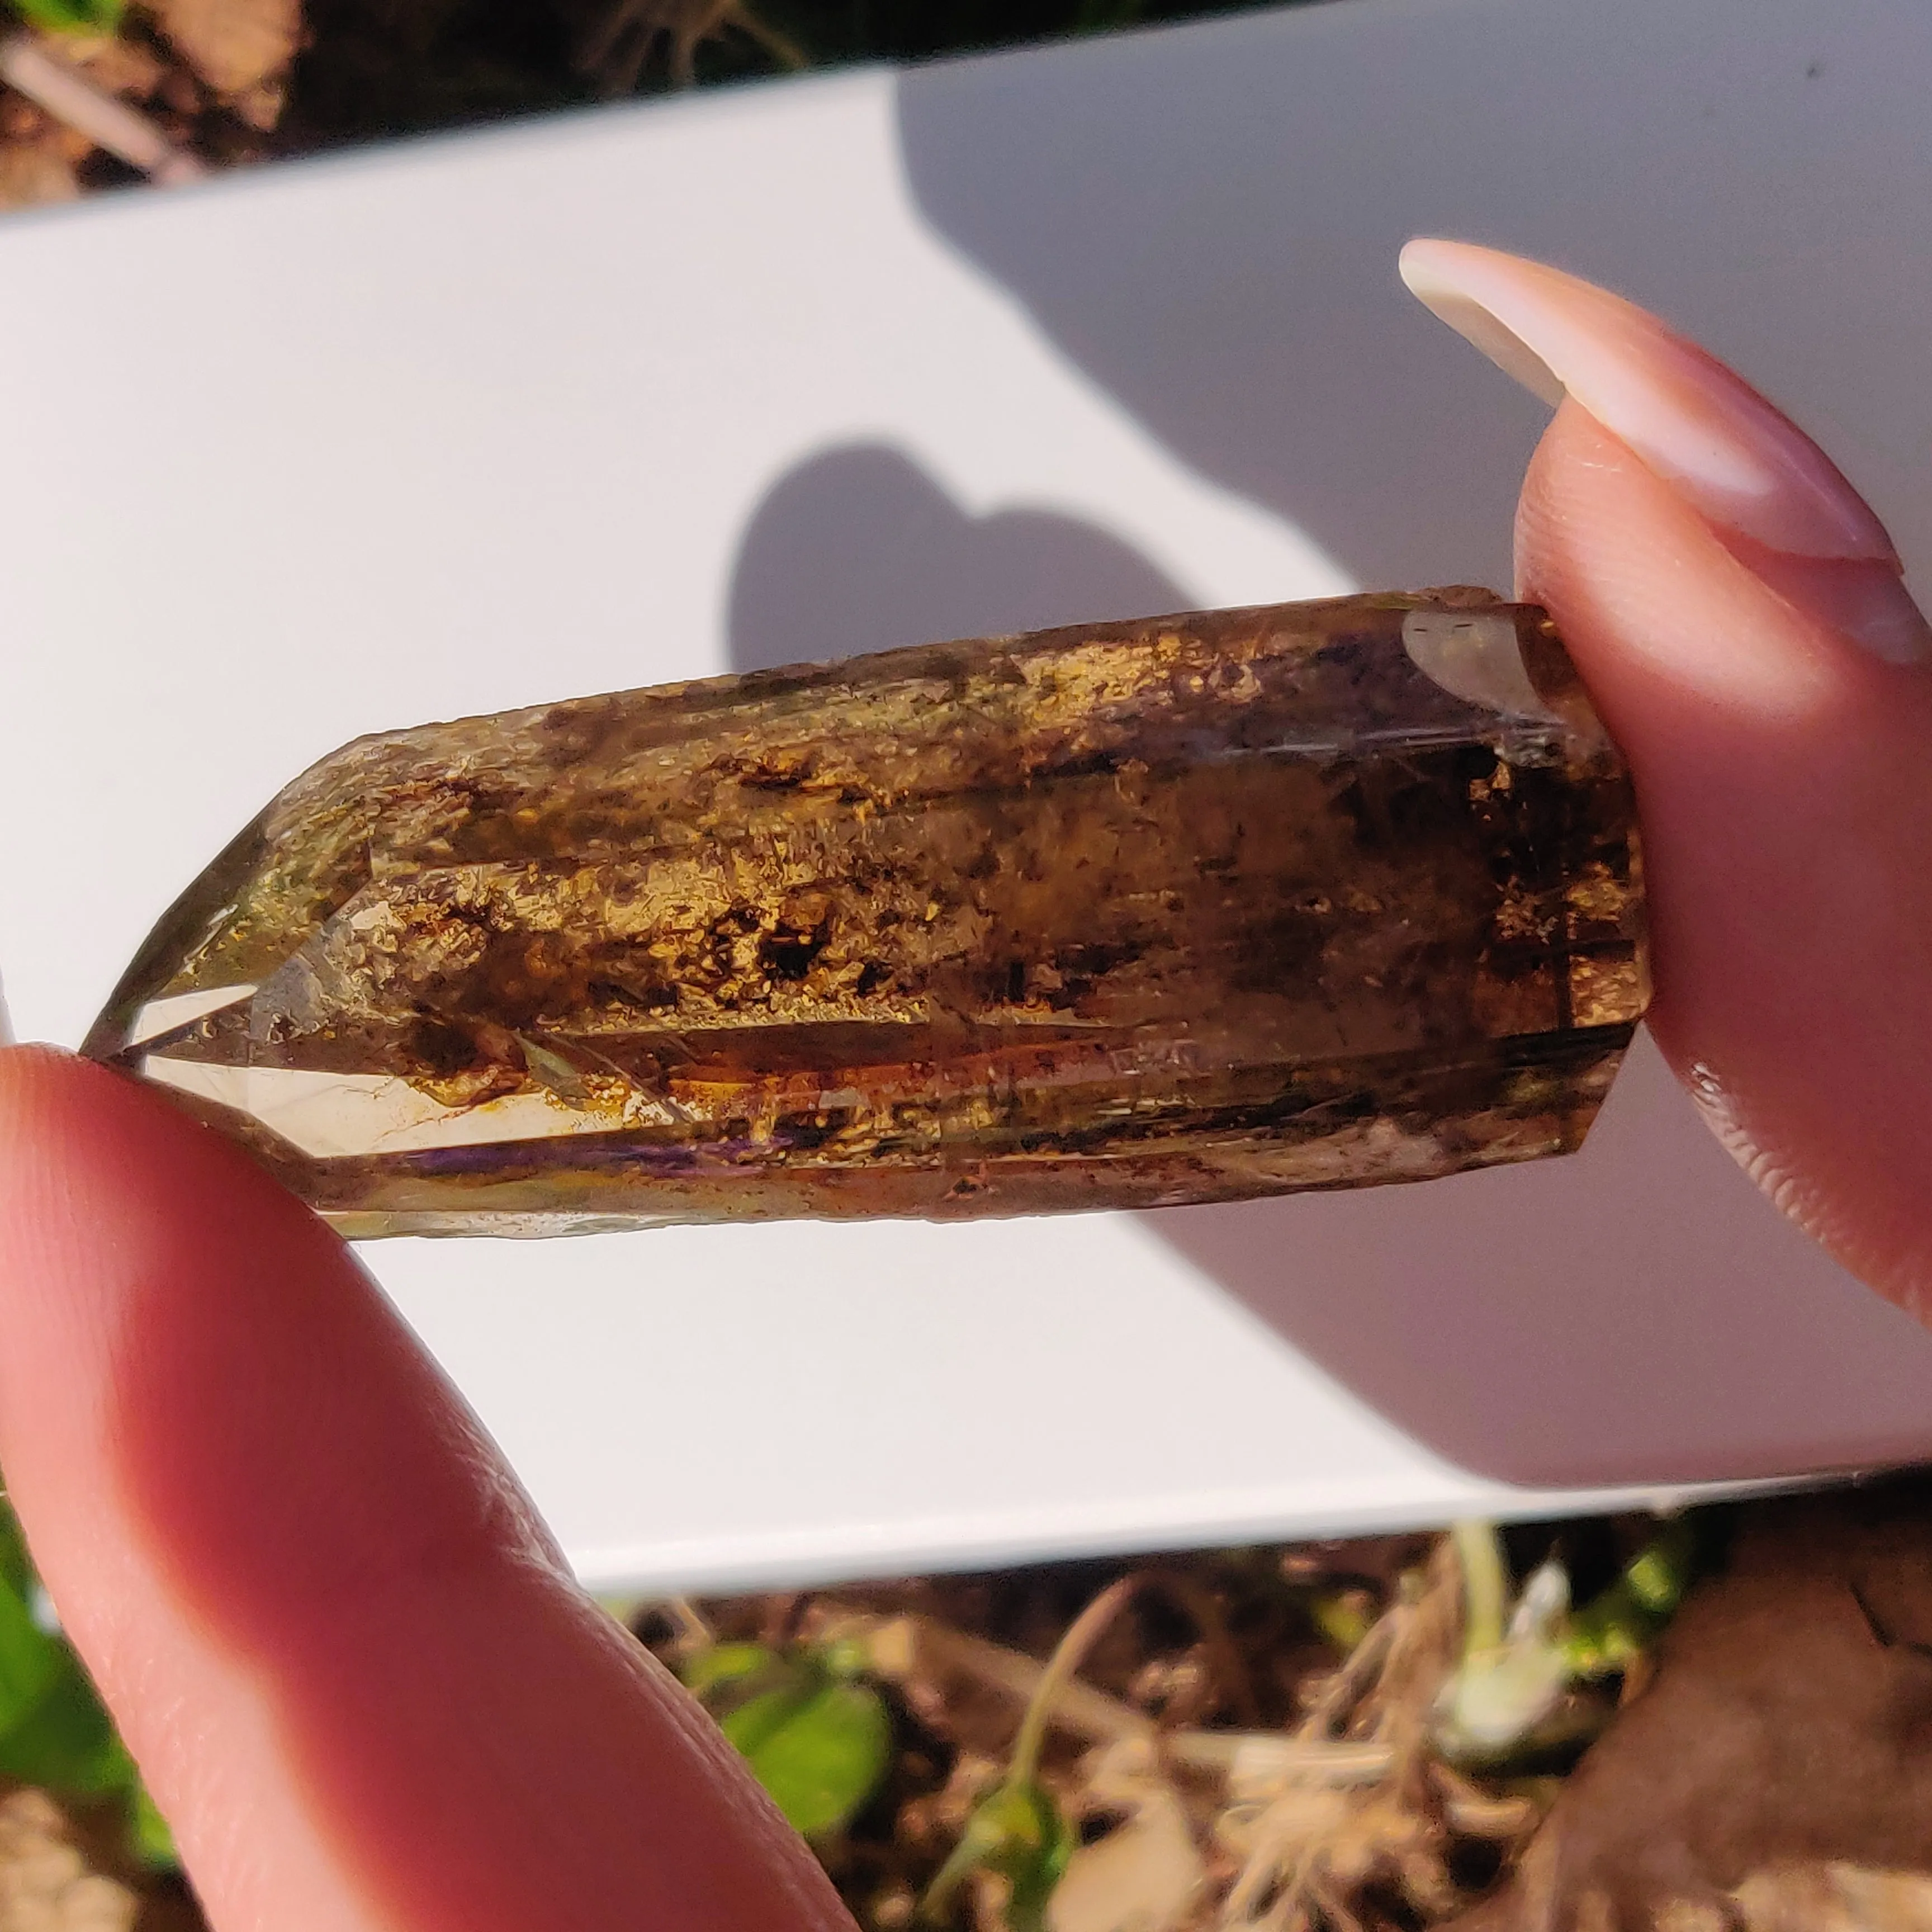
[86,591,1647,1238]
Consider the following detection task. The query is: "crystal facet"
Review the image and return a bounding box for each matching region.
[86,591,1648,1237]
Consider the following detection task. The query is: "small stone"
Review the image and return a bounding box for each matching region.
[86,591,1647,1238]
[148,0,299,100]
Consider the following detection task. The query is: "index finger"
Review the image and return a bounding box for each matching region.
[0,1045,850,1932]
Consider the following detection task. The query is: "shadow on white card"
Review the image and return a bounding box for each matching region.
[723,433,1932,1491]
[728,441,1188,670]
[896,0,1932,598]
[1156,1034,1932,1488]
[705,0,1932,1489]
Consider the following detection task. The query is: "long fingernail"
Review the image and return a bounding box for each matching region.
[0,973,13,1048]
[1399,238,1931,665]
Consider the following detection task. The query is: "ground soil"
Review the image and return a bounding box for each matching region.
[0,0,1316,209]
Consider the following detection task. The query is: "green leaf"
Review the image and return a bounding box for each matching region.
[0,1506,35,1601]
[0,1564,64,1733]
[7,0,124,35]
[127,1778,178,1871]
[681,1641,778,1701]
[922,1778,1072,1932]
[683,1641,892,1841]
[1564,1519,1696,1679]
[1309,1589,1375,1656]
[721,1677,891,1840]
[0,1661,131,1794]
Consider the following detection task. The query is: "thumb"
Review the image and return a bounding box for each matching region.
[1401,239,1932,1316]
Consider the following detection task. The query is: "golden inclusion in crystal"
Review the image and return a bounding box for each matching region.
[86,591,1647,1237]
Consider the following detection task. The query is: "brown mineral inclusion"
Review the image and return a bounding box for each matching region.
[86,591,1647,1238]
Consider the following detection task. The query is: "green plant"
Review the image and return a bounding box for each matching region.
[683,1636,892,1841]
[921,1577,1134,1930]
[922,1775,1071,1932]
[0,1501,173,1869]
[1563,1518,1696,1678]
[1434,1517,1697,1766]
[6,0,124,37]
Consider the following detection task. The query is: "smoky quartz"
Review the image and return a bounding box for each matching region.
[86,591,1647,1237]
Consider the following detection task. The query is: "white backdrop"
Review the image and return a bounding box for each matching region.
[1,0,1928,1589]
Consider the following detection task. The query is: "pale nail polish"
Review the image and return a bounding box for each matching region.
[1731,543,1932,669]
[0,972,13,1048]
[1399,239,1891,561]
[1400,238,1930,664]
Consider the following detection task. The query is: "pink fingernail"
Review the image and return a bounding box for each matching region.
[1400,238,1930,665]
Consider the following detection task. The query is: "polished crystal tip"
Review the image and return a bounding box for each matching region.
[86,590,1647,1238]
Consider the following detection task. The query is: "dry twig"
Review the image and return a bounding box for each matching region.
[579,0,806,92]
[0,31,203,183]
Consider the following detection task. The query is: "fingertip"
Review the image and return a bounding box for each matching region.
[0,1044,354,1384]
[1514,400,1844,726]
[0,1040,89,1115]
[0,1040,313,1223]
[1516,401,1932,1310]
[0,1047,853,1932]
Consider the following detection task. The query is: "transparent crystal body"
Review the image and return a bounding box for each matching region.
[86,591,1648,1237]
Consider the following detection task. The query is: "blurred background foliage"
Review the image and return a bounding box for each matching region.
[0,1503,172,1875]
[0,0,1330,208]
[285,0,1327,146]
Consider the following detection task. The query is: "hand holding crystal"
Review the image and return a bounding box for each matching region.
[1401,240,1932,1311]
[0,243,1925,1930]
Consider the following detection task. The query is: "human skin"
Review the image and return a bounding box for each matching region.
[0,242,1927,1929]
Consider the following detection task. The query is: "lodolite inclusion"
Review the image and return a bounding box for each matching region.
[84,590,1649,1237]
